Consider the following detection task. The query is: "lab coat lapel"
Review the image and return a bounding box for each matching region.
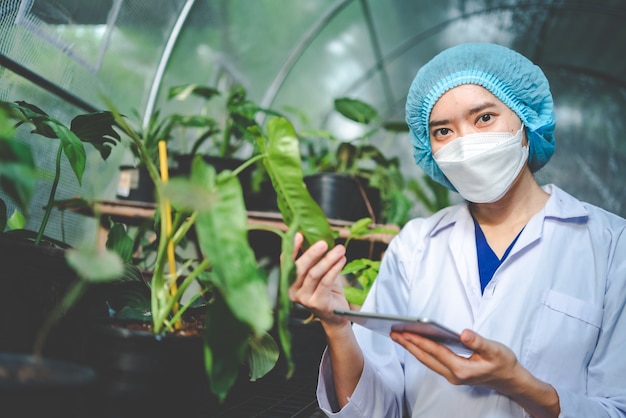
[447,205,482,314]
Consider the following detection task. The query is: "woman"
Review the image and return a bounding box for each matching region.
[290,43,626,417]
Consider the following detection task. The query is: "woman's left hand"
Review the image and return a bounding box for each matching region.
[390,329,560,418]
[391,329,519,393]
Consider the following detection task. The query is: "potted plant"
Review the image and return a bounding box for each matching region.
[0,101,126,417]
[169,83,282,196]
[89,101,335,413]
[299,97,412,226]
[0,100,122,354]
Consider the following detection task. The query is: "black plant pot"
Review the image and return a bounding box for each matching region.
[85,321,217,417]
[304,173,382,223]
[246,179,279,213]
[0,235,102,358]
[85,316,327,418]
[0,352,97,418]
[116,165,156,203]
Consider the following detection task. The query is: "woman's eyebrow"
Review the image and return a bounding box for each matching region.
[428,118,449,129]
[429,101,498,128]
[466,101,497,117]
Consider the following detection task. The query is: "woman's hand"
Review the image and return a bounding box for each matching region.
[288,232,350,326]
[391,330,560,418]
[391,329,518,388]
[289,233,365,408]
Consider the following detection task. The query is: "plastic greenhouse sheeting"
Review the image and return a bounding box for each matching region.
[0,0,625,245]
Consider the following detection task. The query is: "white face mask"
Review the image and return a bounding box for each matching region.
[433,125,528,203]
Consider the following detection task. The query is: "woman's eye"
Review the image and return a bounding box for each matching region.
[435,128,450,136]
[478,114,492,123]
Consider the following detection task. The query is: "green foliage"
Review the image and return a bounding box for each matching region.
[89,91,333,402]
[299,97,412,226]
[0,104,36,223]
[256,117,334,249]
[105,103,333,400]
[339,218,397,306]
[334,97,379,124]
[342,258,380,306]
[252,116,335,377]
[0,100,120,244]
[167,83,282,159]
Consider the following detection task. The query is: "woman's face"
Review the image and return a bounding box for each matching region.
[429,84,524,154]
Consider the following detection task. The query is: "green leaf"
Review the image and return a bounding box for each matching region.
[6,207,26,230]
[247,332,280,381]
[70,111,121,160]
[44,120,86,185]
[12,101,57,138]
[343,286,366,306]
[189,156,273,334]
[341,258,381,306]
[168,84,221,101]
[65,246,125,283]
[162,177,219,213]
[203,290,252,401]
[105,223,135,263]
[109,282,152,320]
[260,116,334,249]
[382,120,409,132]
[334,97,379,125]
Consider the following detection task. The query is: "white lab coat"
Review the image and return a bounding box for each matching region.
[317,184,626,417]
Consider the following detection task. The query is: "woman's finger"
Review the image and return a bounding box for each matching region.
[290,239,330,290]
[291,232,304,260]
[299,245,346,296]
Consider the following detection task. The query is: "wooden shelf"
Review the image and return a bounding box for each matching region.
[81,199,398,244]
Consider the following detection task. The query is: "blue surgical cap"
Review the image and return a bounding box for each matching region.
[405,43,556,190]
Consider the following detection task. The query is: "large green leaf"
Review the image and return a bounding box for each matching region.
[254,116,335,377]
[260,116,334,249]
[182,156,273,334]
[203,290,252,401]
[70,111,121,160]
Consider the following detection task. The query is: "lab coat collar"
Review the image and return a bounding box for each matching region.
[429,184,590,239]
[541,184,590,223]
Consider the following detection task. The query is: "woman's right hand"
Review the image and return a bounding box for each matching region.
[288,232,350,326]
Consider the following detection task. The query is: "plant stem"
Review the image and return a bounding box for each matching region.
[171,212,197,246]
[35,144,63,246]
[232,154,264,177]
[247,223,285,237]
[220,115,233,157]
[153,258,211,333]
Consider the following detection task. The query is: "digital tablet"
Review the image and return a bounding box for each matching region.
[334,309,472,356]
